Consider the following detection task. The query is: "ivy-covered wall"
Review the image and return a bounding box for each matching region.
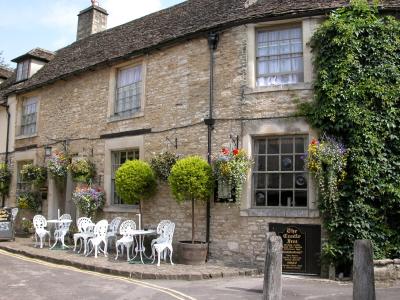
[302,0,400,269]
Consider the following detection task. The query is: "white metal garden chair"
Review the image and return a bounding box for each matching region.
[11,208,18,222]
[151,222,175,266]
[86,220,108,258]
[106,217,122,249]
[73,217,93,253]
[115,220,136,261]
[33,215,50,248]
[151,220,172,260]
[50,219,71,249]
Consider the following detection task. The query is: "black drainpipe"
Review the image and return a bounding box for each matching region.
[205,32,219,258]
[1,99,10,208]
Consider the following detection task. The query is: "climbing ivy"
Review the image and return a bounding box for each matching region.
[301,0,400,267]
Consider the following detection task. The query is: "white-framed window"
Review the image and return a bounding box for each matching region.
[16,60,30,82]
[20,97,38,136]
[256,26,303,87]
[114,65,142,117]
[252,135,308,208]
[111,149,140,205]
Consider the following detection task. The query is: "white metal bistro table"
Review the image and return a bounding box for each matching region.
[47,219,73,249]
[130,229,156,264]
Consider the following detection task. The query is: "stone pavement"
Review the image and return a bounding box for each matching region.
[0,237,259,280]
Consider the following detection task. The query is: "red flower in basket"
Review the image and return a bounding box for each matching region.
[221,147,230,155]
[233,149,239,156]
[311,139,319,145]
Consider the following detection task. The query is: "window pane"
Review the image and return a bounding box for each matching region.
[295,191,307,207]
[267,174,279,188]
[256,156,266,171]
[295,137,305,153]
[281,155,293,171]
[281,137,293,153]
[281,190,293,207]
[295,173,307,189]
[255,191,266,206]
[267,139,279,154]
[255,140,266,154]
[267,156,279,171]
[255,173,266,189]
[295,155,305,171]
[267,191,279,206]
[281,173,293,188]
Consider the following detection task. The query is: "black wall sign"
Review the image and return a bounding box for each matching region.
[269,223,321,275]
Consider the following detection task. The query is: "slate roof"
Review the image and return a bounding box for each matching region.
[11,48,55,63]
[0,66,13,80]
[2,0,400,97]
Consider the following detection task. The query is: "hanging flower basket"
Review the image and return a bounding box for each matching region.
[305,136,347,212]
[72,185,105,219]
[47,150,69,179]
[212,148,253,202]
[20,163,47,188]
[69,157,95,183]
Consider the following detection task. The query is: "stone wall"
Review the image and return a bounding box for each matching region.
[374,259,400,282]
[8,21,322,268]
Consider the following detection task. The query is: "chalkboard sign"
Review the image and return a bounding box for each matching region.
[0,208,13,240]
[269,223,321,275]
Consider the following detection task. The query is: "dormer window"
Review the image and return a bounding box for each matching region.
[16,60,30,82]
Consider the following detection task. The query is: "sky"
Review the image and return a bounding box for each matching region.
[0,0,185,68]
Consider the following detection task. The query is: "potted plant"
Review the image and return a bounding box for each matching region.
[72,185,105,219]
[115,160,157,226]
[168,156,214,265]
[0,163,11,196]
[213,148,253,202]
[47,150,69,180]
[20,163,47,188]
[69,157,95,183]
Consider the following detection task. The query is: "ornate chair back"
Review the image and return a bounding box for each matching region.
[119,220,136,238]
[163,222,175,244]
[93,220,109,239]
[33,215,47,230]
[76,217,92,232]
[109,217,122,234]
[157,220,172,235]
[11,208,18,222]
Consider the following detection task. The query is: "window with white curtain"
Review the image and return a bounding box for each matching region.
[114,65,142,117]
[16,60,30,82]
[256,26,304,87]
[20,97,37,136]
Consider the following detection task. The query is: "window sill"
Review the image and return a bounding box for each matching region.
[16,133,38,140]
[240,208,319,218]
[107,111,144,123]
[246,82,313,94]
[103,205,139,213]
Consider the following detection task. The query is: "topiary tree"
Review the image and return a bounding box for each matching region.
[168,156,214,244]
[300,0,400,268]
[115,160,157,222]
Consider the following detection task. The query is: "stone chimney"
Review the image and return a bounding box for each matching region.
[76,0,108,40]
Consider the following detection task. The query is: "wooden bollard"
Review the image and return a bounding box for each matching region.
[263,234,282,300]
[353,240,376,300]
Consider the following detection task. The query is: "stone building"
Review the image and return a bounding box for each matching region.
[1,0,399,273]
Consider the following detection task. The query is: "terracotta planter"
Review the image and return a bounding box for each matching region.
[178,241,208,265]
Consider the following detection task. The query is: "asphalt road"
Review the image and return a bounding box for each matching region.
[0,250,399,300]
